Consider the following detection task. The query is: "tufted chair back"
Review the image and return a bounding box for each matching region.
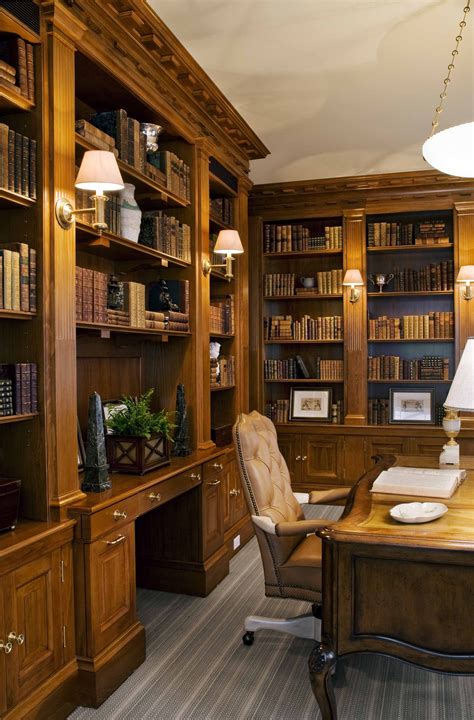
[233,410,306,596]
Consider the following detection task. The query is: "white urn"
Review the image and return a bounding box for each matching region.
[119,183,142,243]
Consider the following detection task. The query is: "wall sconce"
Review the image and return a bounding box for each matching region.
[202,230,244,281]
[343,269,364,303]
[456,266,474,300]
[55,150,124,231]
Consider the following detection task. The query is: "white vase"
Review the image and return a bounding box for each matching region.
[119,183,142,243]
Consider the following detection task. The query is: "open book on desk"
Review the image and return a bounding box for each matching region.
[371,466,466,499]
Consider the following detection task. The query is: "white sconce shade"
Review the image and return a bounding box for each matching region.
[445,338,474,411]
[75,150,125,193]
[214,230,244,255]
[342,269,364,286]
[456,266,474,283]
[423,122,474,179]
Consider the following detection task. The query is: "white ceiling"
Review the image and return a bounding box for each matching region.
[150,0,474,185]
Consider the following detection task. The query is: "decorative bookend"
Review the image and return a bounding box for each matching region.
[82,392,111,492]
[172,383,192,456]
[107,434,169,474]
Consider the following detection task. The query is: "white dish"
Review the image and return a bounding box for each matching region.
[389,502,448,524]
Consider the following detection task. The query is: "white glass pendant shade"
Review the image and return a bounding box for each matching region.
[423,122,474,178]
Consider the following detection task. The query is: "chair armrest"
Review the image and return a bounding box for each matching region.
[252,515,330,537]
[308,488,351,504]
[294,492,310,504]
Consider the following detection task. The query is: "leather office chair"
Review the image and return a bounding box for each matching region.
[233,410,350,645]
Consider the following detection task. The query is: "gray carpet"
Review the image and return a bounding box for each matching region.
[69,505,473,720]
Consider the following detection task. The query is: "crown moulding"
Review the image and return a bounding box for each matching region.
[47,0,268,170]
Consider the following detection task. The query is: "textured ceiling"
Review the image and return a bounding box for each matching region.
[149,0,474,184]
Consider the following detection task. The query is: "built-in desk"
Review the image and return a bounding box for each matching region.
[310,455,474,720]
[68,446,245,708]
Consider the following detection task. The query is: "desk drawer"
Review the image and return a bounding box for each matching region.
[83,496,139,541]
[138,468,202,515]
[202,454,228,484]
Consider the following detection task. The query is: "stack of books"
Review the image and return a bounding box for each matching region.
[0,363,37,415]
[76,119,118,155]
[0,36,35,102]
[0,123,37,199]
[0,242,36,312]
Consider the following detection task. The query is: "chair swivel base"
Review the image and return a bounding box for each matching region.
[242,613,320,645]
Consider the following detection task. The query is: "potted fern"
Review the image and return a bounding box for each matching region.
[105,389,174,474]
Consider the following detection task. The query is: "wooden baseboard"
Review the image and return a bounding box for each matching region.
[224,514,254,559]
[3,659,78,720]
[137,544,229,596]
[76,622,146,707]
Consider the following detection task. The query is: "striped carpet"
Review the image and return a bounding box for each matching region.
[69,505,473,720]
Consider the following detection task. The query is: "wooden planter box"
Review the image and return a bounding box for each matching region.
[107,434,170,474]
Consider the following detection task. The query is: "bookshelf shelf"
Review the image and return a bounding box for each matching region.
[210,332,235,339]
[76,321,191,338]
[0,86,34,114]
[265,378,344,384]
[367,244,453,253]
[0,412,39,425]
[368,338,454,343]
[265,339,344,345]
[75,134,190,209]
[368,291,453,298]
[264,248,343,260]
[0,187,35,209]
[264,294,342,300]
[75,221,191,267]
[368,379,451,384]
[210,215,233,231]
[210,384,236,392]
[0,8,40,43]
[209,171,237,198]
[0,309,36,320]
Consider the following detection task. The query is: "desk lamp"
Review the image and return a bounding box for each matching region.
[440,337,474,466]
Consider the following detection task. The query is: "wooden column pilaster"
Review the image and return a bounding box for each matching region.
[343,208,367,425]
[454,201,474,361]
[236,175,253,415]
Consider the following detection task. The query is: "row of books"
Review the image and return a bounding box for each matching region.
[0,242,36,312]
[264,315,343,341]
[368,355,450,381]
[210,197,234,227]
[209,295,235,335]
[139,211,192,263]
[0,363,37,416]
[264,224,343,254]
[263,270,343,296]
[367,220,450,247]
[0,123,37,199]
[264,357,344,380]
[210,355,235,387]
[389,262,454,292]
[76,187,121,236]
[143,309,189,332]
[368,312,454,340]
[0,36,35,102]
[368,398,444,425]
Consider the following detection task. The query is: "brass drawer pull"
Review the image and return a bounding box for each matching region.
[113,510,128,521]
[302,456,307,461]
[190,472,201,480]
[0,640,12,654]
[295,455,301,461]
[206,479,221,486]
[105,534,126,546]
[8,632,24,646]
[148,492,161,502]
[229,488,241,497]
[212,462,223,471]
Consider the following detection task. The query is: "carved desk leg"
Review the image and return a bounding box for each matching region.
[309,643,337,720]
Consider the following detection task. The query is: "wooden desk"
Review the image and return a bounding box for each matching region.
[309,455,474,720]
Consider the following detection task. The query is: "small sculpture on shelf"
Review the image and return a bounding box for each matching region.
[82,391,111,492]
[156,279,180,312]
[107,274,125,310]
[119,183,142,243]
[172,383,192,457]
[368,273,394,293]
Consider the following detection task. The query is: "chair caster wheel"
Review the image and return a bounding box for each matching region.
[242,631,255,646]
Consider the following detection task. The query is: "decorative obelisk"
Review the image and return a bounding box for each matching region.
[82,391,111,491]
[172,383,192,456]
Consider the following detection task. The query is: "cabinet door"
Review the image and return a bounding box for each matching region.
[366,436,405,467]
[301,435,344,488]
[86,523,136,656]
[276,432,300,485]
[201,458,225,559]
[4,550,63,708]
[0,583,7,715]
[229,455,248,526]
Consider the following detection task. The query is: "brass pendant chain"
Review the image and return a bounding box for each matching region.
[429,1,471,137]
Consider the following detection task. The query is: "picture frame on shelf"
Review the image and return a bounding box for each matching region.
[389,388,435,424]
[102,399,127,435]
[289,386,332,422]
[77,418,86,472]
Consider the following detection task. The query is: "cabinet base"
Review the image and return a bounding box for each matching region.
[137,545,229,597]
[224,514,253,559]
[2,659,78,720]
[76,622,146,708]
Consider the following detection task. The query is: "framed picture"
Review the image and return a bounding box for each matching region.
[289,387,332,422]
[389,388,435,424]
[77,418,86,472]
[102,399,127,434]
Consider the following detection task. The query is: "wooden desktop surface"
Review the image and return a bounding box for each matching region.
[310,454,474,720]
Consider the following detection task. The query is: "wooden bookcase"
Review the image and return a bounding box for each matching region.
[249,173,474,491]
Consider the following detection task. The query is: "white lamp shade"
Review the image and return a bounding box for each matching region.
[342,269,363,286]
[445,338,474,411]
[214,229,244,255]
[456,266,474,283]
[75,150,124,192]
[422,122,474,179]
